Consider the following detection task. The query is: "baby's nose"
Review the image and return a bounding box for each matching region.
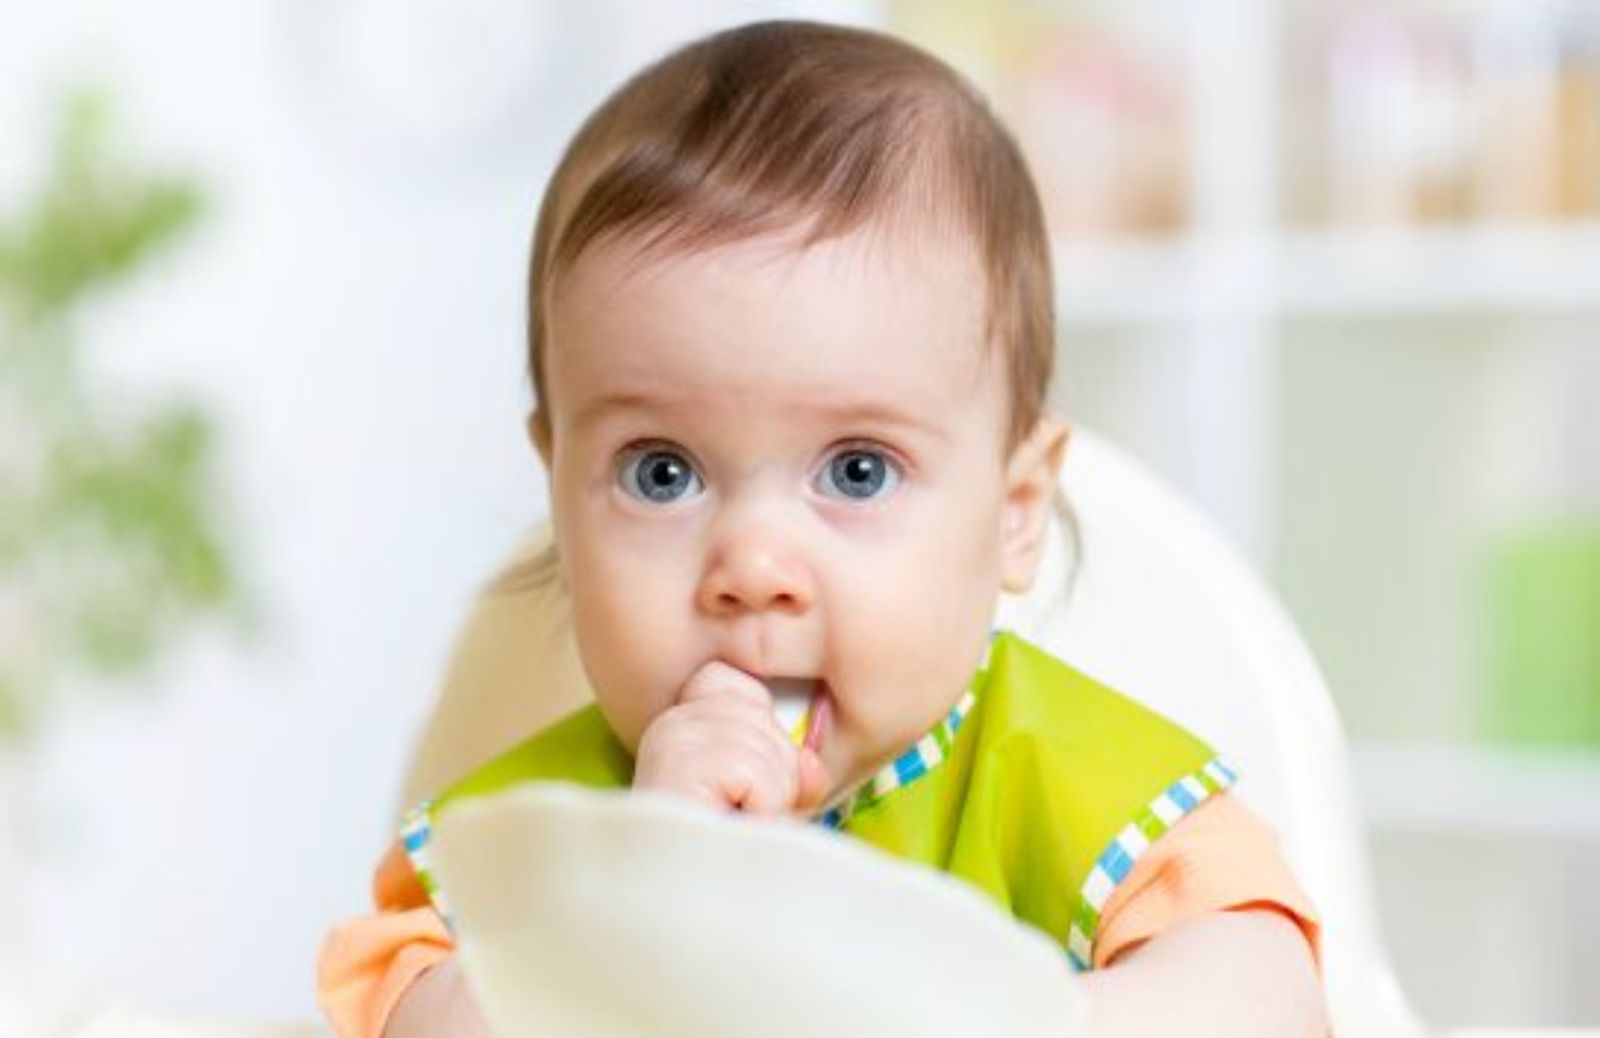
[696,518,816,617]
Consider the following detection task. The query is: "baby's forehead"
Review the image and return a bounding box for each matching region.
[563,221,989,333]
[574,209,980,284]
[547,226,1002,429]
[571,229,984,339]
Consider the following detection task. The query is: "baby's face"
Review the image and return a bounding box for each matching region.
[539,225,1021,798]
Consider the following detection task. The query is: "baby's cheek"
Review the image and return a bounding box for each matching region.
[570,570,691,746]
[884,540,989,637]
[862,544,993,706]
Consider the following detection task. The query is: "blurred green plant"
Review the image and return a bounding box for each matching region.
[0,90,241,744]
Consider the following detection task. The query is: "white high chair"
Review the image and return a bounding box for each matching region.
[404,426,1426,1038]
[996,429,1424,1038]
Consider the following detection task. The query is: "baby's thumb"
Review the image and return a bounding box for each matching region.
[793,748,831,815]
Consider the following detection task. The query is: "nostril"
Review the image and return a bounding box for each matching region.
[711,587,808,615]
[700,551,815,614]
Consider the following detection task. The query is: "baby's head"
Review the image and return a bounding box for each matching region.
[524,20,1068,796]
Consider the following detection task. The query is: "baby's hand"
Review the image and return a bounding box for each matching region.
[634,661,829,816]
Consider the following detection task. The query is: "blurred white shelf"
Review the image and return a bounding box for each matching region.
[1053,223,1600,327]
[1054,236,1196,327]
[1277,224,1600,318]
[1352,743,1600,839]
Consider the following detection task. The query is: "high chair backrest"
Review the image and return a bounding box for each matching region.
[997,429,1423,1038]
[403,428,1423,1038]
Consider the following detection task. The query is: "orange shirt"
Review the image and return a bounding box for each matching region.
[316,790,1319,1038]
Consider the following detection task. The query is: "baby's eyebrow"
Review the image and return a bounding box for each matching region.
[572,391,946,442]
[805,400,948,442]
[571,391,658,433]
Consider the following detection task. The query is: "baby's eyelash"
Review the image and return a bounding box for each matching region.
[613,438,695,467]
[828,439,912,474]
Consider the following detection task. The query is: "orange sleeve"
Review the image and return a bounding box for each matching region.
[317,840,457,1038]
[1091,791,1322,971]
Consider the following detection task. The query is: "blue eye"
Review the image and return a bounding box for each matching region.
[618,447,703,503]
[818,448,900,501]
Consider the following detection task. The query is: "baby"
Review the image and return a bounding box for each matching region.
[319,20,1326,1038]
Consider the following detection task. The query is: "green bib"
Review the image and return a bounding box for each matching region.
[402,630,1235,971]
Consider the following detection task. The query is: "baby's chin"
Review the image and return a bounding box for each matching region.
[815,737,902,805]
[818,696,971,798]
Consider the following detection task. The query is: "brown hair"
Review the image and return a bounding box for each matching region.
[524,19,1055,455]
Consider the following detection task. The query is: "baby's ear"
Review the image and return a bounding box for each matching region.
[527,411,553,470]
[999,416,1070,594]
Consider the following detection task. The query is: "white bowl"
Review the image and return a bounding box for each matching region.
[430,784,1085,1038]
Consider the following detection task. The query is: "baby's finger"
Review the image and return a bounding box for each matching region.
[636,700,801,813]
[677,660,772,710]
[793,747,832,814]
[709,721,803,814]
[679,706,792,765]
[667,694,791,754]
[729,749,801,815]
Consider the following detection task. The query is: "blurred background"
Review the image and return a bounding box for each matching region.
[2,0,1597,1031]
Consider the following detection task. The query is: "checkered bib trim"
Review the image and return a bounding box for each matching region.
[400,800,452,933]
[1064,757,1239,971]
[817,688,978,830]
[817,631,996,830]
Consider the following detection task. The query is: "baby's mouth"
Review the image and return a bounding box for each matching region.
[767,677,832,752]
